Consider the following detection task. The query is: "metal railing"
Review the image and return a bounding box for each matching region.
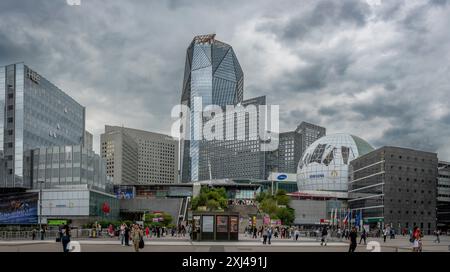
[0,229,116,240]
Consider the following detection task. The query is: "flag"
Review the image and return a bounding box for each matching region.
[334,208,338,227]
[343,209,349,225]
[359,210,363,228]
[330,209,334,225]
[355,210,362,228]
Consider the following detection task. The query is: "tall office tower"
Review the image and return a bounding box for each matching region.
[273,122,326,174]
[101,126,178,184]
[276,131,302,174]
[0,63,85,188]
[437,161,450,230]
[295,122,326,157]
[180,34,244,182]
[198,96,272,181]
[100,127,138,185]
[349,146,438,235]
[84,131,93,151]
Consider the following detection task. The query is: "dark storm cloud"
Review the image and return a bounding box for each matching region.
[258,0,370,42]
[0,0,449,160]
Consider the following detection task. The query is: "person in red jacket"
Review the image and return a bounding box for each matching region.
[412,227,423,252]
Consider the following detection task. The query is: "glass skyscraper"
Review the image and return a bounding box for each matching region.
[180,34,244,182]
[0,63,85,188]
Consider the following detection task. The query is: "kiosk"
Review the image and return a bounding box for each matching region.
[192,212,239,241]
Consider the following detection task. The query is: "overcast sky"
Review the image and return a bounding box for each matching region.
[1,0,449,159]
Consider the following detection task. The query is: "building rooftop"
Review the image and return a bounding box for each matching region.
[193,34,216,44]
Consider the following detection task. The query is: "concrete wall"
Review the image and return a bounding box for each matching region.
[291,199,327,225]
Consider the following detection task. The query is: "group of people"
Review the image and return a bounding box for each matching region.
[245,225,302,241]
[118,223,145,252]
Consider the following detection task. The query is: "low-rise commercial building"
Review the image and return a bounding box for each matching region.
[349,146,438,234]
[437,161,450,230]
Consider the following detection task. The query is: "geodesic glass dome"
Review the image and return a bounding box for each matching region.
[297,133,374,193]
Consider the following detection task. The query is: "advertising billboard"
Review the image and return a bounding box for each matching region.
[114,186,135,199]
[0,192,39,225]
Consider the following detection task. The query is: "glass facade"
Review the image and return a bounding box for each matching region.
[297,133,374,193]
[180,34,244,182]
[0,63,85,188]
[197,96,271,181]
[28,145,111,192]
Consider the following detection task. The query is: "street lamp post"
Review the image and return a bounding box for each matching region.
[37,180,44,239]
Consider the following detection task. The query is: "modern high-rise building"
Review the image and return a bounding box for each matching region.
[348,146,438,234]
[100,127,138,185]
[101,126,178,185]
[275,122,326,174]
[180,34,244,182]
[437,161,450,230]
[198,96,270,181]
[0,63,85,188]
[295,122,326,157]
[84,130,93,151]
[26,145,111,192]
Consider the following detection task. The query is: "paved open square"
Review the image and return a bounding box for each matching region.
[1,235,449,252]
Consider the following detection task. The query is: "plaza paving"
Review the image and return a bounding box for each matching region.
[0,235,449,252]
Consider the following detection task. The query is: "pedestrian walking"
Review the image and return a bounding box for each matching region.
[262,227,268,245]
[411,227,423,252]
[61,224,71,253]
[124,224,130,246]
[131,224,144,252]
[434,229,440,243]
[294,228,300,241]
[40,227,46,240]
[359,228,367,245]
[383,227,388,243]
[348,227,357,253]
[321,227,328,246]
[31,228,36,240]
[268,227,273,245]
[145,226,150,239]
[252,227,257,239]
[120,224,125,246]
[337,228,342,240]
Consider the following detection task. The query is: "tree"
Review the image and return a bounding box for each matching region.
[191,187,228,211]
[257,189,294,225]
[276,207,295,226]
[260,198,278,215]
